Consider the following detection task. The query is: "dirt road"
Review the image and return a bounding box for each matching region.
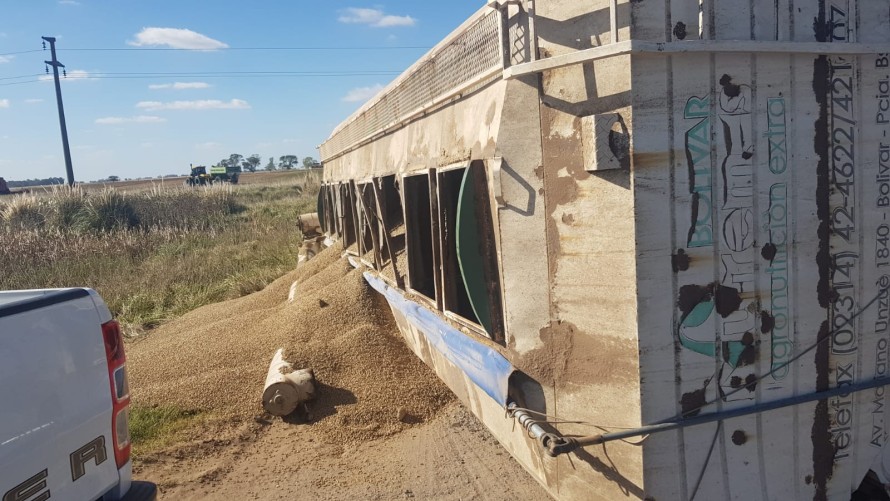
[135,401,550,500]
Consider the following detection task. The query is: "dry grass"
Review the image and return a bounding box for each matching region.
[3,184,241,232]
[64,169,320,194]
[0,177,319,336]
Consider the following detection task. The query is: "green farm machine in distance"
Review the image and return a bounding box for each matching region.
[209,164,240,184]
[185,164,240,186]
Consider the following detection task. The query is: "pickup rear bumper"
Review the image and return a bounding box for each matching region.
[121,481,157,501]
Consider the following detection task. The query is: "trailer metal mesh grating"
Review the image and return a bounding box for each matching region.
[320,11,501,161]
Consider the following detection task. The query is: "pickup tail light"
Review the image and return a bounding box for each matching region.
[102,320,131,469]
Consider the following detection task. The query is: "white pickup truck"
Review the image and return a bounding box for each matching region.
[0,288,156,501]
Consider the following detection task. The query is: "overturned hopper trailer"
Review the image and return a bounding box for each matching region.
[317,1,890,499]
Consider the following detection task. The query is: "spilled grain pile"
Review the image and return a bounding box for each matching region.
[127,243,454,443]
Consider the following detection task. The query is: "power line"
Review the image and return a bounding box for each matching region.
[73,70,401,76]
[0,73,44,81]
[0,80,44,87]
[61,46,432,52]
[0,49,43,57]
[2,70,400,80]
[0,72,403,87]
[0,46,430,57]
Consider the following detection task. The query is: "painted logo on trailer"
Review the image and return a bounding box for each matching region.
[675,74,783,412]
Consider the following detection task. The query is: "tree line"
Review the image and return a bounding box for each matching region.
[5,177,65,188]
[216,154,321,172]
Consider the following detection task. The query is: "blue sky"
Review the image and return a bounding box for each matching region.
[0,1,482,181]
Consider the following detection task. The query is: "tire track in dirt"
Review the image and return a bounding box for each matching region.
[136,402,550,500]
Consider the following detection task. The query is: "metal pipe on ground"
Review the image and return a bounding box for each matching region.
[297,212,325,264]
[297,213,321,237]
[262,348,315,417]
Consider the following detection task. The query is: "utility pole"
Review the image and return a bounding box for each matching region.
[42,36,75,186]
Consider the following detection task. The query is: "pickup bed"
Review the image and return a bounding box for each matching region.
[0,288,156,501]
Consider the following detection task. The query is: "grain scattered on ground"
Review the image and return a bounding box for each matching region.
[128,243,455,445]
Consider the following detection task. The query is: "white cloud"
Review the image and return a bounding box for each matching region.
[24,98,43,104]
[95,115,167,125]
[136,99,250,111]
[195,142,221,150]
[0,55,14,64]
[342,84,384,103]
[148,82,211,90]
[0,99,9,108]
[59,0,81,5]
[376,15,416,27]
[129,27,228,50]
[338,8,416,28]
[68,70,94,80]
[38,69,95,82]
